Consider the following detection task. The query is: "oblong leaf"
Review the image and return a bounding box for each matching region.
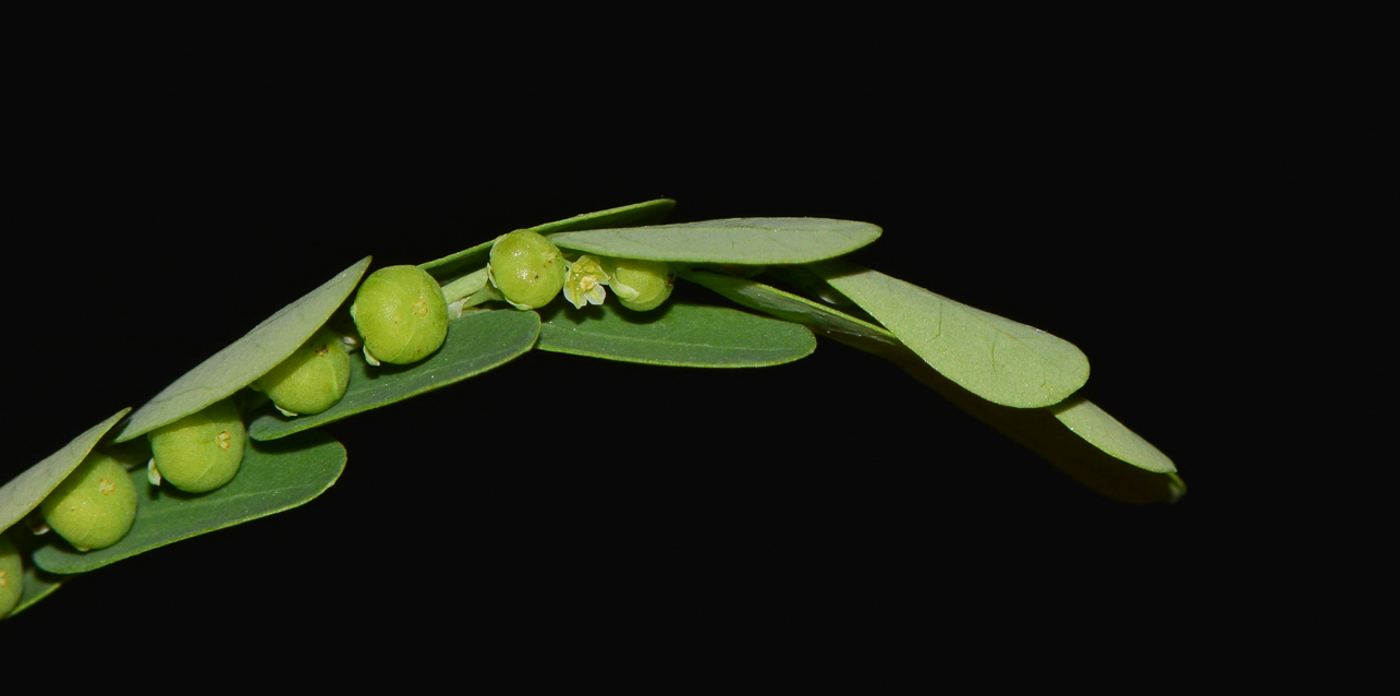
[532,197,677,236]
[537,302,815,367]
[1048,396,1175,474]
[117,257,372,442]
[813,260,1089,408]
[823,332,1180,503]
[420,198,677,283]
[0,408,130,535]
[681,270,900,349]
[249,308,540,441]
[548,218,881,265]
[11,563,65,618]
[32,430,346,574]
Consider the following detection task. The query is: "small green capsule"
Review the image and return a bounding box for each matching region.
[254,327,351,416]
[350,265,449,366]
[605,257,674,311]
[39,451,138,551]
[488,229,569,309]
[147,400,246,494]
[1,533,22,618]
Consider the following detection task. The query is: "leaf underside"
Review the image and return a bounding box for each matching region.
[537,302,816,368]
[684,271,1178,500]
[117,257,372,443]
[681,270,900,349]
[420,198,678,283]
[0,408,131,536]
[549,218,882,265]
[813,260,1090,409]
[12,562,65,618]
[249,308,541,441]
[32,431,346,575]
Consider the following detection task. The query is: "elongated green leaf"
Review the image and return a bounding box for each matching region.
[1048,396,1175,473]
[249,308,540,441]
[537,302,815,367]
[532,197,677,236]
[32,431,346,574]
[117,257,372,443]
[549,218,881,265]
[11,563,65,618]
[820,332,1180,503]
[1,408,130,535]
[813,260,1089,409]
[681,270,900,349]
[420,198,677,282]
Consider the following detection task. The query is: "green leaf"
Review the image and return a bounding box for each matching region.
[420,198,678,283]
[532,197,677,236]
[548,218,882,265]
[0,408,130,535]
[249,308,540,441]
[12,563,65,618]
[1048,396,1176,474]
[537,302,815,367]
[116,257,372,443]
[845,338,1180,503]
[690,269,1178,500]
[681,269,900,349]
[813,260,1089,409]
[32,431,346,574]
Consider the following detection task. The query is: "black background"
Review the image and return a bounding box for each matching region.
[2,22,1366,673]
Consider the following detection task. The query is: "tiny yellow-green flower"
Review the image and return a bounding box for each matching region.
[1,533,23,618]
[254,327,351,416]
[605,257,673,311]
[562,254,610,309]
[147,399,246,494]
[39,451,138,552]
[351,265,449,366]
[488,229,569,310]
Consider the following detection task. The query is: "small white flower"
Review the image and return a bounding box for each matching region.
[563,254,610,309]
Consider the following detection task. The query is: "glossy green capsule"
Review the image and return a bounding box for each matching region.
[350,265,449,366]
[488,229,568,310]
[147,399,246,493]
[39,451,138,551]
[253,327,351,416]
[605,257,674,311]
[1,533,22,618]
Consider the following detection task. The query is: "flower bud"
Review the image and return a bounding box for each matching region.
[605,258,673,311]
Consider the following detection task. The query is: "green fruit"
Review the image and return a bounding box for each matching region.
[254,327,351,416]
[605,257,673,311]
[39,451,138,551]
[350,265,449,365]
[488,229,568,309]
[147,400,246,493]
[1,533,22,618]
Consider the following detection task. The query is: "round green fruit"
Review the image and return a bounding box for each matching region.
[254,327,351,416]
[1,533,22,618]
[488,229,568,309]
[605,258,673,311]
[350,265,449,365]
[39,451,138,551]
[147,399,246,493]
